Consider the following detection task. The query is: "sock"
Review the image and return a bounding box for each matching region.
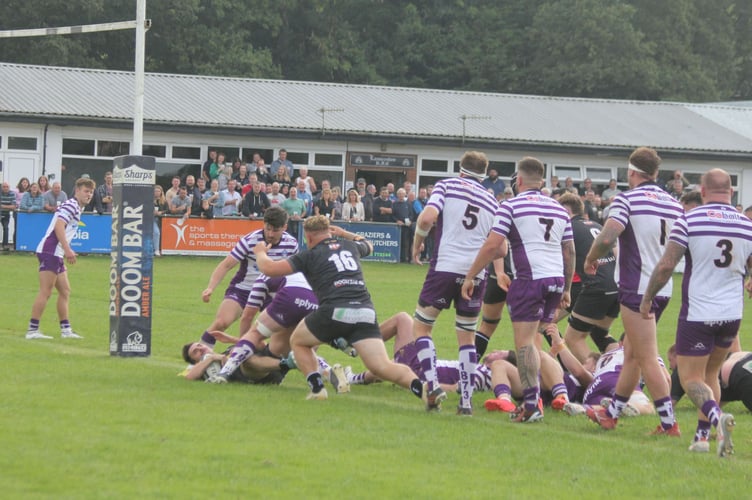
[348,371,368,385]
[551,383,568,399]
[307,371,325,393]
[218,340,255,377]
[458,345,477,408]
[416,337,439,391]
[523,386,539,412]
[410,379,423,398]
[701,399,721,428]
[694,420,711,441]
[28,319,40,331]
[200,330,216,347]
[60,319,71,330]
[607,393,629,419]
[474,332,490,358]
[654,396,676,430]
[493,383,511,399]
[316,356,331,374]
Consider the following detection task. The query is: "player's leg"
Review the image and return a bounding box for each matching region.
[202,299,243,344]
[355,337,423,399]
[380,311,413,352]
[54,271,80,338]
[28,265,58,338]
[238,304,259,338]
[413,271,453,401]
[290,313,328,399]
[563,314,593,363]
[484,359,520,412]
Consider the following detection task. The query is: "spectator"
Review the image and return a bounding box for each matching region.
[256,157,272,184]
[15,177,30,205]
[217,164,232,192]
[43,182,68,212]
[20,183,45,212]
[165,176,181,204]
[503,186,515,201]
[248,152,262,174]
[481,167,506,198]
[296,179,313,217]
[267,182,286,207]
[583,190,601,223]
[295,167,317,195]
[153,185,168,256]
[403,180,413,195]
[668,179,684,200]
[578,177,594,197]
[391,188,411,262]
[342,188,365,222]
[241,181,270,218]
[314,187,336,218]
[214,152,227,182]
[230,157,242,176]
[270,149,294,178]
[386,182,397,201]
[372,186,393,223]
[664,169,689,192]
[281,186,306,221]
[184,175,203,216]
[600,178,620,206]
[219,179,242,216]
[233,164,251,192]
[273,166,292,194]
[37,175,50,194]
[202,179,222,219]
[1,181,17,250]
[563,177,577,194]
[550,175,560,189]
[94,171,114,214]
[331,186,343,219]
[169,186,192,217]
[202,149,218,183]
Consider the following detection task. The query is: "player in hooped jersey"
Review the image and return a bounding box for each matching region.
[198,207,298,346]
[255,215,425,402]
[463,157,575,423]
[640,168,752,456]
[584,147,683,435]
[26,177,96,339]
[411,151,500,414]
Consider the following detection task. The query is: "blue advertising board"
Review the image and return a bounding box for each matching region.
[331,221,401,263]
[16,212,113,254]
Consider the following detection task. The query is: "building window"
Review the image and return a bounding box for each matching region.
[173,146,201,160]
[242,148,273,164]
[286,152,309,165]
[97,141,130,157]
[143,145,167,158]
[63,139,96,156]
[422,159,448,172]
[8,136,37,151]
[209,146,239,162]
[314,153,342,167]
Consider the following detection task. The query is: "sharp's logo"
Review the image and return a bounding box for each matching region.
[113,165,155,185]
[170,218,188,247]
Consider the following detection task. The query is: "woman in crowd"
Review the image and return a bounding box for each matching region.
[15,177,30,205]
[20,182,45,212]
[274,167,292,194]
[342,188,365,222]
[314,187,335,218]
[37,175,50,193]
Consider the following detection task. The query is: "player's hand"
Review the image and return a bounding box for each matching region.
[461,277,475,301]
[639,299,654,319]
[559,291,571,311]
[497,273,511,292]
[412,246,423,265]
[64,248,77,265]
[253,241,271,255]
[208,330,235,344]
[583,257,598,275]
[201,288,213,303]
[745,278,752,298]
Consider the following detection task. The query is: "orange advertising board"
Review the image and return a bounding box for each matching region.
[160,217,264,256]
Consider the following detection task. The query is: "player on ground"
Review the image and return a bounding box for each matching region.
[411,151,500,414]
[640,168,752,456]
[462,156,575,423]
[255,216,425,402]
[26,177,95,339]
[584,147,683,435]
[198,207,297,345]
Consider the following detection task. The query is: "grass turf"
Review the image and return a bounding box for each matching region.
[1,253,751,498]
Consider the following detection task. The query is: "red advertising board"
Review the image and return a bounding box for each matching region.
[160,217,264,256]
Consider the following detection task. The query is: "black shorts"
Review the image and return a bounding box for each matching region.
[304,305,382,345]
[483,275,508,305]
[723,353,752,412]
[571,288,619,320]
[230,345,285,385]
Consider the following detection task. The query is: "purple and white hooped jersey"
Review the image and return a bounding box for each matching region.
[247,272,311,310]
[607,183,682,295]
[492,190,572,280]
[593,347,624,377]
[36,198,81,257]
[228,230,298,291]
[435,359,493,391]
[427,177,500,277]
[671,203,752,322]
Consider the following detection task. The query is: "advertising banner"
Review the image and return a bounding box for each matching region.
[160,217,264,256]
[16,212,113,254]
[109,156,155,357]
[330,221,401,263]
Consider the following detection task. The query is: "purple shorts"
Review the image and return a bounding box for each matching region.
[418,270,486,316]
[506,277,564,323]
[264,286,318,328]
[37,252,65,274]
[619,291,669,322]
[394,341,422,377]
[223,285,251,308]
[675,318,740,356]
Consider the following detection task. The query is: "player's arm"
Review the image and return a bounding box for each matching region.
[202,255,239,302]
[547,325,593,386]
[330,224,372,254]
[492,257,510,291]
[185,353,224,381]
[461,231,507,300]
[412,205,438,264]
[54,218,76,263]
[560,239,575,310]
[254,242,294,277]
[639,241,684,318]
[584,218,623,274]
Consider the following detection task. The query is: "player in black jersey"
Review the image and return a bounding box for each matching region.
[255,215,425,402]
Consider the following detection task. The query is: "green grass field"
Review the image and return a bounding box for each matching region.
[2,253,751,498]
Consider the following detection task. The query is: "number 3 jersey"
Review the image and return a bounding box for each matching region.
[670,203,752,322]
[492,189,573,280]
[426,177,499,278]
[288,237,374,308]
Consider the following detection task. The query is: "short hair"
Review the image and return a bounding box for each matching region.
[303,214,330,234]
[628,147,661,177]
[76,178,96,190]
[517,156,544,185]
[263,206,289,228]
[558,192,583,215]
[679,190,702,208]
[279,148,287,154]
[181,343,194,364]
[459,151,489,176]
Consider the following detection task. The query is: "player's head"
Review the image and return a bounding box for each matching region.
[679,190,702,212]
[627,147,661,182]
[182,342,211,363]
[263,206,289,244]
[302,215,331,246]
[584,352,601,373]
[700,168,732,203]
[557,192,583,217]
[74,177,96,205]
[459,151,489,180]
[516,157,544,191]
